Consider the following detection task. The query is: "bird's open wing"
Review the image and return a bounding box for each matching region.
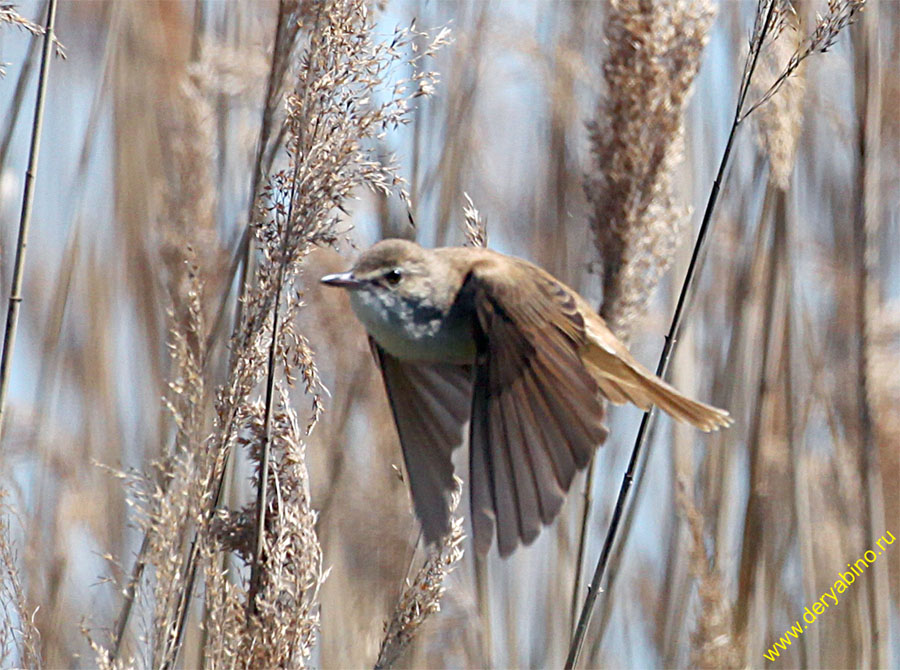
[463,261,609,556]
[370,339,472,545]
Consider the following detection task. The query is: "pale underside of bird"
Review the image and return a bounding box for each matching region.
[322,239,732,557]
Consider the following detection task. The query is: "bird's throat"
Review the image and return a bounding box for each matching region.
[349,289,476,364]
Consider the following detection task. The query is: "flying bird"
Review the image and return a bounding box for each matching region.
[322,238,731,556]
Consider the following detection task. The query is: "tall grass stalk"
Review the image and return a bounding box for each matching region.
[573,0,715,640]
[0,0,58,440]
[248,156,300,611]
[152,4,448,667]
[568,1,798,665]
[568,0,867,664]
[0,1,890,667]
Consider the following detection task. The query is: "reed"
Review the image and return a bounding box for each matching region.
[0,1,891,668]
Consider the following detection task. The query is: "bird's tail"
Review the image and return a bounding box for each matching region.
[581,339,732,432]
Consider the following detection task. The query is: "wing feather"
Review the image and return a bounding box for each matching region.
[372,341,472,545]
[469,365,495,555]
[506,381,566,526]
[498,388,542,547]
[464,260,609,555]
[518,369,579,488]
[486,387,523,556]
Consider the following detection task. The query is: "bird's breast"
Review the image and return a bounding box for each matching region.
[349,289,477,364]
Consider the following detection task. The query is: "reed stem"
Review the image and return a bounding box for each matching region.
[564,4,778,666]
[0,0,58,441]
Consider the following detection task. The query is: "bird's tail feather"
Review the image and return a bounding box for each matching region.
[582,345,732,432]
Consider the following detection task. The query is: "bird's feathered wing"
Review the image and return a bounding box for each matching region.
[371,249,731,557]
[462,254,731,556]
[370,340,472,545]
[463,260,609,556]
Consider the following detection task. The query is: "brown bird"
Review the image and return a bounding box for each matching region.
[321,239,731,556]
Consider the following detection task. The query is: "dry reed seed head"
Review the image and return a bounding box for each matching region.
[809,0,866,52]
[752,20,807,189]
[1,490,42,669]
[154,54,259,296]
[202,13,450,662]
[151,63,227,410]
[207,392,324,666]
[47,2,449,667]
[229,5,451,373]
[375,476,465,670]
[749,0,796,51]
[279,3,449,228]
[462,192,487,248]
[0,4,43,36]
[87,266,213,667]
[217,386,323,668]
[587,0,715,341]
[199,557,246,670]
[0,3,66,73]
[84,628,134,670]
[741,0,865,121]
[675,482,742,670]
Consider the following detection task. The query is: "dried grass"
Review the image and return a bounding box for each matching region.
[0,2,65,76]
[0,492,41,669]
[742,0,865,120]
[753,21,807,188]
[209,387,324,668]
[0,1,892,668]
[0,3,44,37]
[105,2,449,667]
[375,477,465,670]
[587,0,715,341]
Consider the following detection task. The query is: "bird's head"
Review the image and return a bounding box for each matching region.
[320,238,439,306]
[322,239,475,362]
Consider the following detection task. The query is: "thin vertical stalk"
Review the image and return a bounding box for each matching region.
[247,180,295,609]
[164,7,327,663]
[246,3,314,613]
[0,0,59,442]
[564,4,778,666]
[0,0,45,174]
[591,415,661,649]
[474,553,492,667]
[569,459,595,633]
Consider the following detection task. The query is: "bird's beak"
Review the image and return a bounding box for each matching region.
[320,271,364,289]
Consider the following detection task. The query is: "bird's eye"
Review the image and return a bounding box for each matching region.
[384,268,403,285]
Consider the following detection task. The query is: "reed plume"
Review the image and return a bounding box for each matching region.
[587,0,715,342]
[0,491,41,668]
[0,1,889,668]
[375,477,465,670]
[146,2,448,666]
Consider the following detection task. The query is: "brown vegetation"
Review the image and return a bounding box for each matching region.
[0,0,894,668]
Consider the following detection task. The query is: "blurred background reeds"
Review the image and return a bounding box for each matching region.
[0,0,896,668]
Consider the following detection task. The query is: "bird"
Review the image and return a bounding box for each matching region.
[321,238,731,556]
